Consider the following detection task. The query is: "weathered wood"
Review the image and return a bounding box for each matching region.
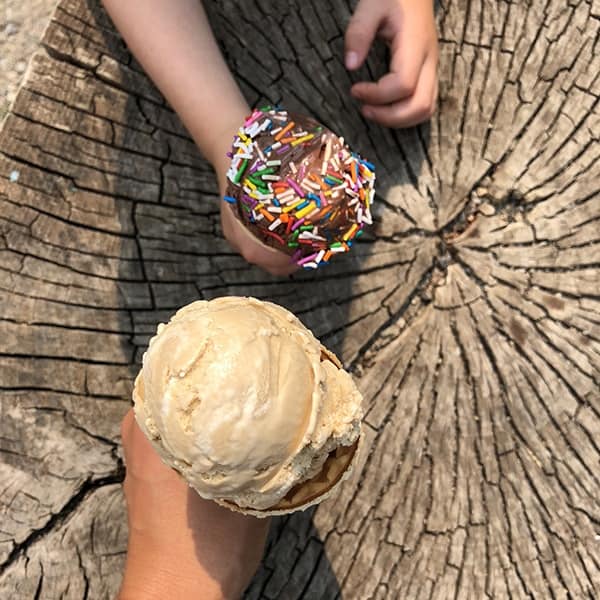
[1,0,599,597]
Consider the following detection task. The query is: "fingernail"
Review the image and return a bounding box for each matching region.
[345,51,359,70]
[363,107,374,119]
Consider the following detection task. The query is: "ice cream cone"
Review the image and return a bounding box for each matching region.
[133,297,363,515]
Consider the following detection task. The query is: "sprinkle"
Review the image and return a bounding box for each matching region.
[223,196,237,204]
[321,138,332,175]
[286,178,305,197]
[264,230,284,244]
[297,252,319,266]
[301,180,320,191]
[359,164,373,178]
[233,159,248,184]
[291,218,306,231]
[268,218,282,230]
[277,191,296,203]
[295,201,317,219]
[291,134,314,146]
[283,199,304,213]
[343,224,359,240]
[361,159,376,170]
[307,192,321,207]
[309,173,327,190]
[244,110,262,127]
[266,160,281,167]
[260,209,275,222]
[274,121,295,141]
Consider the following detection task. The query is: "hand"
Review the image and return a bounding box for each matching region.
[345,0,439,128]
[220,202,299,277]
[118,409,269,600]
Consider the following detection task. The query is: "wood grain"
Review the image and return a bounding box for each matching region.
[0,0,598,598]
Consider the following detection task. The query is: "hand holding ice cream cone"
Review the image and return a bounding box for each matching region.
[118,409,269,600]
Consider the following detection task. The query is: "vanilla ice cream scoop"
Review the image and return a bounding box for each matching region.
[133,296,362,515]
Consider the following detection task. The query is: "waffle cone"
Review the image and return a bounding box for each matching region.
[136,335,361,518]
[215,436,360,518]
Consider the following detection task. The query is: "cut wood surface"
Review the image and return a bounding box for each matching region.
[0,0,599,598]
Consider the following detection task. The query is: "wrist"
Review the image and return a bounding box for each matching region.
[194,104,250,180]
[118,537,226,600]
[119,532,247,600]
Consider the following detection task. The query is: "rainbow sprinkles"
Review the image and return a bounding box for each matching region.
[224,107,376,269]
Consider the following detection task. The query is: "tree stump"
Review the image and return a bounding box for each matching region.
[1,0,598,597]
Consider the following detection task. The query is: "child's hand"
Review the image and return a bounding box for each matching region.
[220,201,299,277]
[345,0,438,128]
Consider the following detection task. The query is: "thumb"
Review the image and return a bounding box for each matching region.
[344,0,385,70]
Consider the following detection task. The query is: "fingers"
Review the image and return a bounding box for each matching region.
[240,241,299,277]
[347,0,439,128]
[344,0,386,70]
[351,16,424,106]
[361,53,438,128]
[351,68,420,106]
[221,201,299,276]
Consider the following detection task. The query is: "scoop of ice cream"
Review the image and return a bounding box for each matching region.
[133,297,362,511]
[224,107,376,269]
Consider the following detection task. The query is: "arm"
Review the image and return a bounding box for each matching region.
[101,0,249,190]
[101,0,298,276]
